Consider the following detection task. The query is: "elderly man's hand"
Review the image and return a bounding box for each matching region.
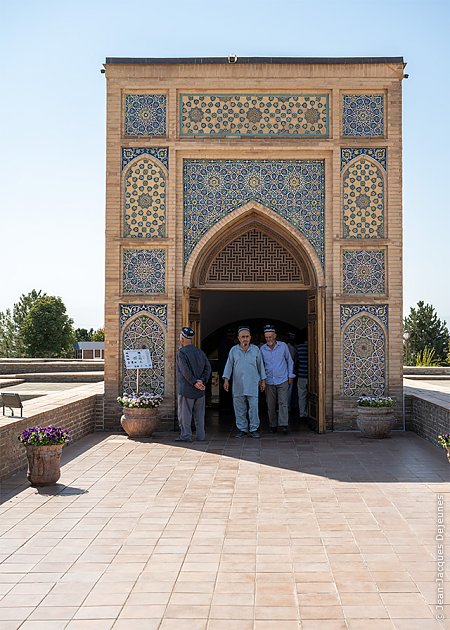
[194,380,205,391]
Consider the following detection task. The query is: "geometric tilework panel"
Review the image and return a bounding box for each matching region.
[180,94,329,137]
[342,249,385,294]
[123,249,166,294]
[183,159,325,265]
[207,228,304,284]
[340,304,388,329]
[124,94,166,136]
[122,148,169,171]
[342,314,386,397]
[120,304,168,328]
[342,94,384,137]
[341,148,387,171]
[124,157,166,238]
[122,315,165,395]
[342,158,384,239]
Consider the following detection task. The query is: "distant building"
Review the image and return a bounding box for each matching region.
[103,56,405,432]
[74,342,104,360]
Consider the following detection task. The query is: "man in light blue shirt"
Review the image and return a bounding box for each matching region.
[223,326,266,438]
[260,325,295,434]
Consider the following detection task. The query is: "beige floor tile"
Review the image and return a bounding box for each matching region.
[301,622,346,630]
[254,606,299,619]
[254,622,300,629]
[383,603,434,618]
[346,620,395,629]
[118,604,166,618]
[343,605,389,619]
[161,621,208,630]
[27,606,78,620]
[299,605,344,619]
[207,621,253,630]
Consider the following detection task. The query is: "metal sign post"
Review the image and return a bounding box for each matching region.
[123,349,153,393]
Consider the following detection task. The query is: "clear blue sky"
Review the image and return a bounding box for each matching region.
[1,0,449,329]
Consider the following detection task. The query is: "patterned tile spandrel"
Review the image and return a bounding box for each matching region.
[183,159,325,265]
[122,147,169,171]
[180,94,329,137]
[340,148,387,171]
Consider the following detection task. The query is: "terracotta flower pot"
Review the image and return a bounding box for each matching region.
[120,407,159,437]
[25,444,64,486]
[356,406,395,439]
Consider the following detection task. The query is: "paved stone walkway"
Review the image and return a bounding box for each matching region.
[0,428,448,629]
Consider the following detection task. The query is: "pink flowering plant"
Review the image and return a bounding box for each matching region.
[438,433,450,449]
[18,425,71,446]
[117,392,163,409]
[357,396,394,408]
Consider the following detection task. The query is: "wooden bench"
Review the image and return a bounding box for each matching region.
[1,392,23,417]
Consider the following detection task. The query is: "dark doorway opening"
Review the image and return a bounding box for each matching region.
[198,290,312,434]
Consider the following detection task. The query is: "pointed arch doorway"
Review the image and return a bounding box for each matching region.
[183,208,325,433]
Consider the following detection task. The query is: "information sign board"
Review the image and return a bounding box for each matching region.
[123,349,153,369]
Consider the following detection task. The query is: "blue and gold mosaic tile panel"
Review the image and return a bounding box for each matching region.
[123,249,166,294]
[341,148,387,171]
[124,94,166,136]
[124,157,166,238]
[342,157,384,238]
[122,148,169,171]
[342,249,385,294]
[120,304,167,396]
[183,159,325,265]
[180,94,329,137]
[120,304,168,328]
[341,304,388,397]
[342,94,384,137]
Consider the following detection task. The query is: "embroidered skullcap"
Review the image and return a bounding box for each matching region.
[237,326,250,334]
[181,326,195,339]
[263,324,276,333]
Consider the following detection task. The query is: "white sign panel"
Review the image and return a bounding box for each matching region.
[123,349,153,369]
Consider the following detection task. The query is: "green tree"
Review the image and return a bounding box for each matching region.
[0,309,16,357]
[0,290,45,357]
[91,328,104,341]
[75,328,93,342]
[403,301,449,365]
[21,296,75,358]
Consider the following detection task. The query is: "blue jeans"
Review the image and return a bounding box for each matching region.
[233,396,260,432]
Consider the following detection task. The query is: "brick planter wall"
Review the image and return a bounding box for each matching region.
[0,384,103,481]
[405,394,450,448]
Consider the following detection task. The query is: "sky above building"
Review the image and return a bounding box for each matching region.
[1,0,449,329]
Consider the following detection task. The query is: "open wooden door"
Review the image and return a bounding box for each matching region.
[182,287,202,346]
[307,288,325,432]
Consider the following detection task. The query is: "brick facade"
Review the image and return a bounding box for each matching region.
[103,57,405,431]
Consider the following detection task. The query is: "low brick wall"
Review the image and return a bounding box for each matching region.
[0,359,104,375]
[0,384,103,481]
[405,394,450,447]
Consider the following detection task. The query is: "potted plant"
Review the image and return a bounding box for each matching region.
[117,392,163,438]
[438,433,450,463]
[18,425,70,486]
[356,396,395,438]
